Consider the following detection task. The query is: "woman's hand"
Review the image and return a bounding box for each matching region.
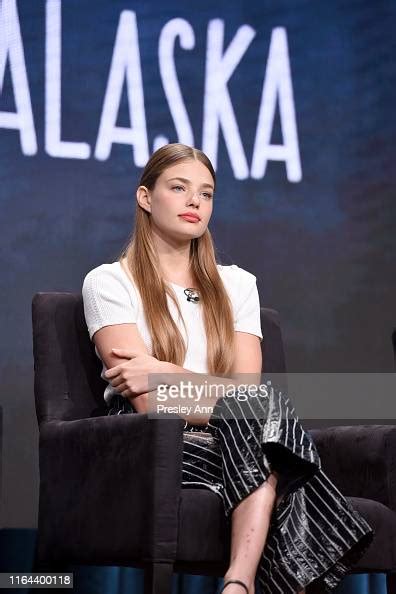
[104,348,166,399]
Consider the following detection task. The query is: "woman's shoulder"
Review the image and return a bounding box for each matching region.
[83,260,121,281]
[217,263,259,310]
[217,263,257,285]
[81,261,139,341]
[82,260,136,294]
[82,260,257,295]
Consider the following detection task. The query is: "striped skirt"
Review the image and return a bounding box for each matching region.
[107,385,374,594]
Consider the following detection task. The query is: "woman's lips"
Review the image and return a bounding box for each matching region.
[179,215,201,223]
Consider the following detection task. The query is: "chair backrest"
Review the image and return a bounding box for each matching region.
[32,293,287,425]
[32,292,108,424]
[259,307,286,374]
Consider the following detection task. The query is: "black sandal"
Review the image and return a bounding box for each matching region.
[221,579,249,593]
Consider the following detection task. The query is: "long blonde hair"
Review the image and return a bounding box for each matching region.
[119,143,235,377]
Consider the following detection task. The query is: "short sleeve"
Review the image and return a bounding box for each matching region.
[82,265,137,341]
[234,268,263,342]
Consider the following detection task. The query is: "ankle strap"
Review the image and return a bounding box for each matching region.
[223,579,249,593]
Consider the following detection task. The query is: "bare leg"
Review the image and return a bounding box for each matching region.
[223,471,306,594]
[223,472,279,594]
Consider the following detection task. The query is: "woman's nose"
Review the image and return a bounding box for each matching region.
[187,191,201,205]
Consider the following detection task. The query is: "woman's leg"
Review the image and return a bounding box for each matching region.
[223,471,306,594]
[207,389,317,594]
[223,472,277,594]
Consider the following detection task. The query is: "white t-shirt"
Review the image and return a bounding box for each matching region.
[82,261,263,405]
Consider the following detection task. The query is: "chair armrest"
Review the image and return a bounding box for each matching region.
[308,424,396,511]
[37,413,185,565]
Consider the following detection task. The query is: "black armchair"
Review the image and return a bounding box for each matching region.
[31,293,396,593]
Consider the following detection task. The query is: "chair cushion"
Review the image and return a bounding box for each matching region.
[344,497,396,572]
[176,488,231,562]
[176,491,396,574]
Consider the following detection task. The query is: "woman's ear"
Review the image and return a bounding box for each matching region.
[136,185,151,213]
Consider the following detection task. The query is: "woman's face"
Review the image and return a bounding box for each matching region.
[137,159,214,243]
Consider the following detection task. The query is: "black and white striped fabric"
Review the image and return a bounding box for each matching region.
[108,387,374,594]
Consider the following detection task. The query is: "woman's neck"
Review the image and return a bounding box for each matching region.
[120,256,195,288]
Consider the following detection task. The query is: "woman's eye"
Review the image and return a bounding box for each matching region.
[171,185,212,199]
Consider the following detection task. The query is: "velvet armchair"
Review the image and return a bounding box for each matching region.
[31,292,396,593]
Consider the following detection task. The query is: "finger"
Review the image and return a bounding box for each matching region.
[112,381,127,394]
[104,366,122,379]
[108,377,124,388]
[111,348,137,358]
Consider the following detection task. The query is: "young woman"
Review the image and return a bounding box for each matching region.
[82,143,374,594]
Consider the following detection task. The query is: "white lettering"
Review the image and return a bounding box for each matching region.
[202,20,255,179]
[0,6,301,183]
[0,0,37,155]
[95,10,149,164]
[45,0,90,159]
[157,18,195,149]
[251,27,302,182]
